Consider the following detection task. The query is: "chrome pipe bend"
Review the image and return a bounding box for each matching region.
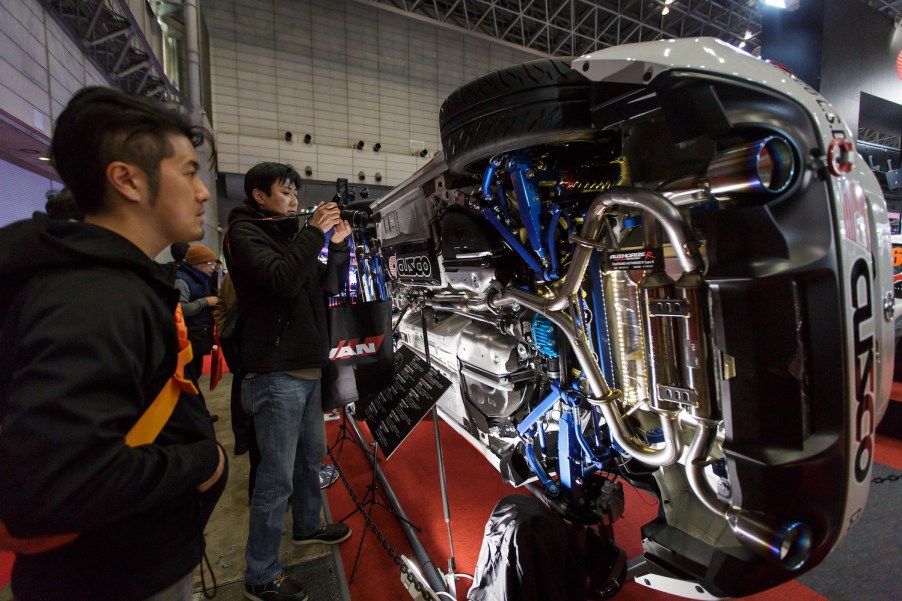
[685,422,812,569]
[600,187,703,275]
[489,287,613,399]
[590,399,682,467]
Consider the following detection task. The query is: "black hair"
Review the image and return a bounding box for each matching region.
[243,162,301,206]
[44,188,84,221]
[170,242,190,262]
[49,87,213,215]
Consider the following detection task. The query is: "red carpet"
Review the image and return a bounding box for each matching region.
[875,434,902,470]
[323,414,833,601]
[0,552,11,589]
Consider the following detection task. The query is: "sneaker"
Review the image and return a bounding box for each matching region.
[319,464,339,489]
[292,522,351,546]
[244,572,308,601]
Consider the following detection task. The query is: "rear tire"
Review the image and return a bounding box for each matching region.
[439,58,596,174]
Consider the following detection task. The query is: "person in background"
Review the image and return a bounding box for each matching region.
[176,244,221,423]
[226,162,352,601]
[44,187,84,221]
[213,273,254,462]
[212,259,224,295]
[0,86,225,601]
[170,241,190,265]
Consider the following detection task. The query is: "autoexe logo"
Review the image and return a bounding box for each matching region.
[329,335,385,360]
[611,251,656,261]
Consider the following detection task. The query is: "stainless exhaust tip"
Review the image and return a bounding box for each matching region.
[707,136,796,196]
[730,510,812,570]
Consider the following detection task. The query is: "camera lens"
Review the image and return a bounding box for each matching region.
[340,209,371,229]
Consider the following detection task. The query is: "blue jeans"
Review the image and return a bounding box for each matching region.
[242,372,326,585]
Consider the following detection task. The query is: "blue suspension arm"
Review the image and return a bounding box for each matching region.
[525,440,559,496]
[481,207,544,274]
[507,155,549,263]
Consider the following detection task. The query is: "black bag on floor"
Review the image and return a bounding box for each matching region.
[322,299,394,410]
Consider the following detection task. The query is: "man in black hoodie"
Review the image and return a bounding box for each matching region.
[225,163,351,601]
[0,87,226,601]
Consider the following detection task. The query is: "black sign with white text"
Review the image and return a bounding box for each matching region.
[356,345,451,458]
[605,247,664,271]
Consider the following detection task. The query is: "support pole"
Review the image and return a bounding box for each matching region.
[183,0,202,123]
[346,418,448,596]
[433,405,456,595]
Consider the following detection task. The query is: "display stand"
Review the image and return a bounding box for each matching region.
[328,405,359,462]
[338,437,422,584]
[325,333,453,596]
[328,416,449,596]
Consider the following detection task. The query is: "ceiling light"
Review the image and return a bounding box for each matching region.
[664,0,674,4]
[744,30,753,40]
[662,6,670,15]
[764,0,800,10]
[739,41,747,48]
[38,157,51,161]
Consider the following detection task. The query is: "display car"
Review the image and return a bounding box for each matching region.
[366,38,894,599]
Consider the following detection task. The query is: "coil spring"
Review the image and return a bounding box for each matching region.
[560,165,620,191]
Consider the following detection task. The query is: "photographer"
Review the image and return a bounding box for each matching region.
[226,162,352,601]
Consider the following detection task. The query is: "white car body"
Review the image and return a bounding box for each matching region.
[370,38,894,599]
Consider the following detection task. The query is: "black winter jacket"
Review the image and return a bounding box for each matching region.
[0,214,224,601]
[225,204,350,372]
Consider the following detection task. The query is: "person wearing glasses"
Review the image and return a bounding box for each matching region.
[176,244,221,414]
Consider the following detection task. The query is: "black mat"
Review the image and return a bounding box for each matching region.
[798,462,902,600]
[282,553,345,601]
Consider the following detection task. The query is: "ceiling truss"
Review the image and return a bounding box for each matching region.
[39,0,184,106]
[361,0,902,59]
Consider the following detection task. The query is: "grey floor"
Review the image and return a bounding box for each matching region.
[191,371,344,600]
[0,372,350,601]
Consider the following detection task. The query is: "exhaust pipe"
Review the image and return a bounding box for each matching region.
[663,136,797,204]
[686,423,812,569]
[592,187,811,567]
[707,136,796,195]
[486,188,701,467]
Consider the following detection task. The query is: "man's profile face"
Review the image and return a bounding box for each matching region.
[255,179,298,217]
[151,133,210,243]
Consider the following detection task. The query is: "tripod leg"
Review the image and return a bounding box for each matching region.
[349,520,369,584]
[337,481,376,524]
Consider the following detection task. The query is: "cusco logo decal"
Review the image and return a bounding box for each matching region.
[396,255,433,278]
[330,335,385,360]
[850,258,875,483]
[388,255,398,279]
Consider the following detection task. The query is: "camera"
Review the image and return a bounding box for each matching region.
[334,178,377,229]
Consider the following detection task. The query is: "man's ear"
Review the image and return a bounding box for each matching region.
[106,161,145,203]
